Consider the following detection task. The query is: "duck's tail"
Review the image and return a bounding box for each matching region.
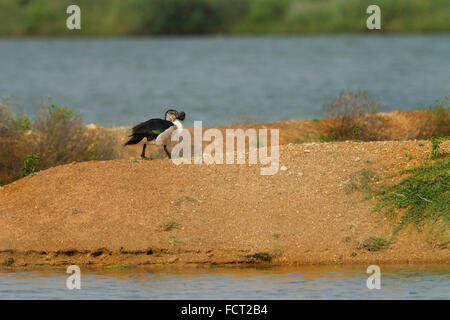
[124,135,143,146]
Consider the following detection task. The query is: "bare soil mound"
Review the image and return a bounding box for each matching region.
[0,139,448,267]
[116,110,432,160]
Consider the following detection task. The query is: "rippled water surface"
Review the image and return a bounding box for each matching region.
[1,265,449,299]
[0,36,449,127]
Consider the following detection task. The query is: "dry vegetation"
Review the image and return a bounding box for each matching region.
[322,89,390,141]
[320,90,449,143]
[0,101,119,185]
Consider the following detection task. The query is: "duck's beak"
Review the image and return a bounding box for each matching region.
[177,111,185,121]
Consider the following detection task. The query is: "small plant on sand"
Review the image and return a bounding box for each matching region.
[352,126,360,140]
[162,220,180,231]
[168,234,185,245]
[404,152,413,161]
[22,154,40,178]
[376,156,449,244]
[358,236,392,251]
[174,195,197,206]
[294,132,328,144]
[429,137,448,159]
[271,231,280,238]
[344,168,379,194]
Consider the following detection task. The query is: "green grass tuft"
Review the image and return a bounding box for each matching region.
[162,220,180,231]
[358,236,392,251]
[344,168,379,194]
[376,156,449,243]
[429,137,449,159]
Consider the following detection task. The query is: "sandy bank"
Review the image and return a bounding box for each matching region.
[1,138,448,267]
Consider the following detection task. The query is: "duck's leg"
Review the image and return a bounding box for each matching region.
[141,142,150,160]
[163,145,171,159]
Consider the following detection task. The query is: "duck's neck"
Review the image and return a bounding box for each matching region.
[173,119,183,131]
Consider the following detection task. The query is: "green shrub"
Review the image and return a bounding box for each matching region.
[376,156,449,243]
[358,236,392,251]
[22,154,40,177]
[429,137,448,159]
[162,220,180,231]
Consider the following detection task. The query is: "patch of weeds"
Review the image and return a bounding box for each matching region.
[344,168,379,194]
[312,118,320,122]
[405,153,413,161]
[376,156,449,243]
[364,159,373,164]
[174,195,197,206]
[67,207,81,215]
[168,235,185,245]
[294,137,305,144]
[294,132,328,144]
[161,220,180,231]
[358,236,392,252]
[11,113,32,131]
[352,126,360,140]
[245,252,272,263]
[429,137,448,159]
[272,231,280,238]
[22,154,40,177]
[342,236,351,243]
[418,143,424,147]
[2,257,14,266]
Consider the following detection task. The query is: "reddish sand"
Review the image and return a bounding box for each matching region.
[1,134,448,267]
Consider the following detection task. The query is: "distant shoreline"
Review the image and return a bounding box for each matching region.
[2,0,450,37]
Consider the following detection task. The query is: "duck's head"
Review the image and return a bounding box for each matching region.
[165,109,185,122]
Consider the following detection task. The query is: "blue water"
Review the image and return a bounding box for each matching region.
[1,266,449,299]
[0,36,449,127]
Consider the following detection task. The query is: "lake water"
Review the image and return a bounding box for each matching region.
[1,265,449,300]
[0,36,449,127]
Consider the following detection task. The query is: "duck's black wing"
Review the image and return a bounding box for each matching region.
[125,118,174,145]
[132,118,174,136]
